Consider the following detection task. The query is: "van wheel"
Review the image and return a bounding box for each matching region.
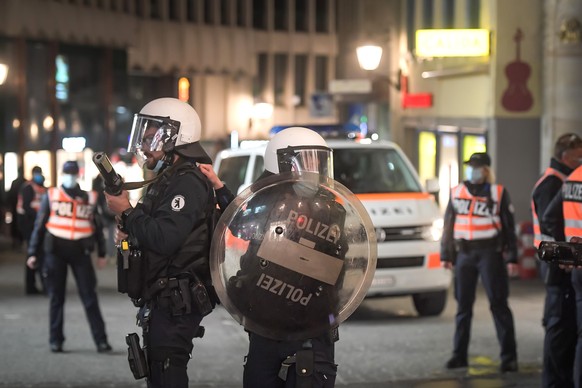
[412,290,447,316]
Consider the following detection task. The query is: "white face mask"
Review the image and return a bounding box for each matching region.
[62,174,78,189]
[465,166,484,184]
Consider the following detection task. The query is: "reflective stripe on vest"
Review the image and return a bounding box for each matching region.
[531,167,567,248]
[45,187,97,240]
[452,183,503,240]
[563,167,582,241]
[16,182,47,215]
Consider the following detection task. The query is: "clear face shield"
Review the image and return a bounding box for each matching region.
[276,146,334,179]
[127,114,180,167]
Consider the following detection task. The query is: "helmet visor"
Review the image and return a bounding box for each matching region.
[127,114,180,154]
[276,146,333,179]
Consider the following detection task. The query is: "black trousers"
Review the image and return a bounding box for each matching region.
[451,247,517,364]
[541,262,576,388]
[243,332,337,388]
[144,304,203,388]
[571,270,582,388]
[44,249,107,346]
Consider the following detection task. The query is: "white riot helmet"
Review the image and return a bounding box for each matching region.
[264,127,333,178]
[127,97,211,166]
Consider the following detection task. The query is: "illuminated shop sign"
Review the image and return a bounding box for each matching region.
[55,55,69,101]
[416,29,490,58]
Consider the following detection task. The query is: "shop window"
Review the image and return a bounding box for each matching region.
[236,0,245,26]
[169,0,180,21]
[150,0,161,19]
[315,55,328,92]
[135,0,144,17]
[253,53,268,99]
[186,0,198,22]
[315,0,328,33]
[466,0,480,28]
[422,0,434,29]
[252,0,267,29]
[274,54,288,106]
[418,131,437,185]
[295,0,308,32]
[204,0,214,24]
[274,0,288,31]
[221,0,230,25]
[442,0,454,28]
[294,54,307,107]
[406,0,415,53]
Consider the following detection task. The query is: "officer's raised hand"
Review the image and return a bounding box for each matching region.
[104,190,132,216]
[199,164,223,190]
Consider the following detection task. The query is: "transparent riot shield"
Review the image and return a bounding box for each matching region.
[210,172,377,341]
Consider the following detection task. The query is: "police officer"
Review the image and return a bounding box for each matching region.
[17,166,47,294]
[26,161,111,353]
[543,164,582,388]
[532,133,582,388]
[441,152,518,372]
[200,127,341,388]
[104,98,216,388]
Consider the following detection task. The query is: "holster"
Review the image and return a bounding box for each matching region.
[126,333,148,380]
[117,243,144,299]
[152,273,214,317]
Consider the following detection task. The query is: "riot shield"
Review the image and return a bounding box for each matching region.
[210,171,377,341]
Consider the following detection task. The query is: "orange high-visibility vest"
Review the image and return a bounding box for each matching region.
[45,187,97,240]
[531,167,567,248]
[451,183,503,240]
[563,166,582,241]
[16,182,47,215]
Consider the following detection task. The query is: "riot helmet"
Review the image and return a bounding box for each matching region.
[127,97,211,167]
[264,127,333,179]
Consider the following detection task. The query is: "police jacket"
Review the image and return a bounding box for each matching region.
[531,159,571,248]
[122,160,213,294]
[28,185,106,258]
[16,181,47,239]
[543,165,582,242]
[441,181,518,264]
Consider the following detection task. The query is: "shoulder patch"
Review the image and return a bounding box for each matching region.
[171,195,186,211]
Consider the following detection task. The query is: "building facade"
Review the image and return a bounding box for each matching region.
[0,0,339,188]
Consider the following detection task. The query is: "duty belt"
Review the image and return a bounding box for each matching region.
[454,237,499,252]
[153,277,193,316]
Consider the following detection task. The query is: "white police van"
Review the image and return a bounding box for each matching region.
[213,135,451,316]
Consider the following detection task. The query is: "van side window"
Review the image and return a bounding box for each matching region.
[252,156,265,181]
[218,156,250,192]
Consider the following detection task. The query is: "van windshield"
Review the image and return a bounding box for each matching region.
[333,148,423,194]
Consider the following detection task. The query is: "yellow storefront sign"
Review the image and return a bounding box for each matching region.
[416,29,490,58]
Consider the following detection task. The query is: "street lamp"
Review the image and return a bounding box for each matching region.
[356,44,401,91]
[0,63,8,85]
[356,45,383,71]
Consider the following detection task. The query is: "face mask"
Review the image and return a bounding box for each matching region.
[62,174,78,189]
[466,166,484,184]
[152,159,166,173]
[32,173,45,185]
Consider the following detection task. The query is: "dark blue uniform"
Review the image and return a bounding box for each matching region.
[533,158,576,388]
[441,181,518,371]
[122,162,214,388]
[542,189,582,388]
[28,185,109,351]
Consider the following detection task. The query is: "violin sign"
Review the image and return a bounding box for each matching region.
[416,29,490,58]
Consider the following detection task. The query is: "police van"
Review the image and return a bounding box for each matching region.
[213,135,451,316]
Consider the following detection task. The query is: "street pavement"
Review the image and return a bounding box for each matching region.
[0,235,543,388]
